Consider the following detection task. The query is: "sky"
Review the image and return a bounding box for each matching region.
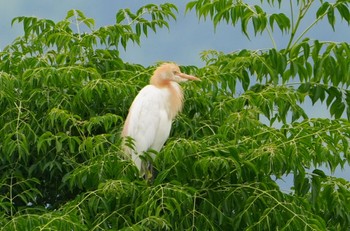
[1,0,350,189]
[1,0,350,67]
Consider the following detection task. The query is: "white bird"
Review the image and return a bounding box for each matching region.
[122,63,200,179]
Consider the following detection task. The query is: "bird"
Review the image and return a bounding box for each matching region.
[122,62,200,179]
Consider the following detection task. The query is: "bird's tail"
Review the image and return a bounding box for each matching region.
[122,136,157,181]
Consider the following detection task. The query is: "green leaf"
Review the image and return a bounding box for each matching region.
[242,69,250,91]
[66,9,76,19]
[116,10,126,24]
[327,6,336,30]
[336,3,350,22]
[310,85,326,104]
[312,40,322,61]
[326,87,341,107]
[330,98,345,118]
[185,1,197,13]
[316,2,330,19]
[270,13,290,33]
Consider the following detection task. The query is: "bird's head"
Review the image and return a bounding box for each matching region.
[150,63,200,86]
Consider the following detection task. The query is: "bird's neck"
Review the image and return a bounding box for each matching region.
[168,82,184,119]
[150,79,184,119]
[150,74,168,87]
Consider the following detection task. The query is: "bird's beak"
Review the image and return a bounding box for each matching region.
[178,73,200,81]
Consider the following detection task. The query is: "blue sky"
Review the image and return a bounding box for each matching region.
[1,0,350,67]
[1,0,349,188]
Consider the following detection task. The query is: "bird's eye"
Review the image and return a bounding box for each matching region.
[173,71,178,75]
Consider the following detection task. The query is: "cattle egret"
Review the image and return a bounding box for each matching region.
[122,63,200,179]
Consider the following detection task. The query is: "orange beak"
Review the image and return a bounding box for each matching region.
[178,73,201,81]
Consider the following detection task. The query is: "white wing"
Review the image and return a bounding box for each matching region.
[122,85,172,172]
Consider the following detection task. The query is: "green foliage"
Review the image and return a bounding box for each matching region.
[0,1,350,230]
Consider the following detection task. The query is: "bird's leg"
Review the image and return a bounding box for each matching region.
[150,162,158,181]
[144,161,158,183]
[144,161,152,181]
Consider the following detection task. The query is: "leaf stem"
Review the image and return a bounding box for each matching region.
[290,0,294,30]
[293,4,335,47]
[267,27,277,49]
[73,10,81,39]
[127,9,147,26]
[286,0,314,51]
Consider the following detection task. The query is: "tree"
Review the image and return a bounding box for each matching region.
[0,0,350,230]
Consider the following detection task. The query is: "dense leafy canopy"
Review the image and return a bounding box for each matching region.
[1,1,350,230]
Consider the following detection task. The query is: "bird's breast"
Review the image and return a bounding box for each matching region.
[167,82,183,119]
